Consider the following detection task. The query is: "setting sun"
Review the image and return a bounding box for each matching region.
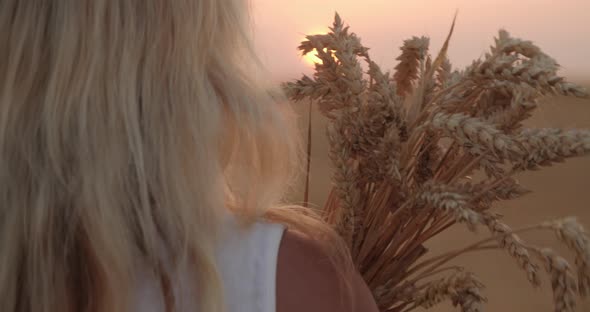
[302,50,322,67]
[300,28,329,67]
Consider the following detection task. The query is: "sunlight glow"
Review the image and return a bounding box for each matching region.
[302,50,322,67]
[301,28,329,67]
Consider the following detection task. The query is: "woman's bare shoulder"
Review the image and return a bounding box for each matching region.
[276,229,379,312]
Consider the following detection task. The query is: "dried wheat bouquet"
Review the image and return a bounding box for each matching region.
[283,13,590,312]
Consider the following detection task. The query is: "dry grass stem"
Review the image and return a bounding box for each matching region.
[413,271,485,312]
[484,215,541,286]
[533,248,578,312]
[546,218,590,297]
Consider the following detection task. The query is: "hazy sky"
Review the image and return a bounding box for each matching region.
[252,0,590,81]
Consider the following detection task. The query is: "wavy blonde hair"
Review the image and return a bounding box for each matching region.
[0,1,339,312]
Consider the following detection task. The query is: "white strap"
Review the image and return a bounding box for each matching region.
[133,215,285,312]
[216,217,285,312]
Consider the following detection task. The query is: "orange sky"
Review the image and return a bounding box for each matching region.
[252,0,590,82]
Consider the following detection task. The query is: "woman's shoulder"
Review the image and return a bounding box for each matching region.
[276,230,379,312]
[217,212,379,312]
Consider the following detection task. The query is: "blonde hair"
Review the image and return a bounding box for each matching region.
[0,1,329,311]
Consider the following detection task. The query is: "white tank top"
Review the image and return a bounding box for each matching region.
[134,214,286,312]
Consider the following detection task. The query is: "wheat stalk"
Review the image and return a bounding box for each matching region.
[283,12,590,312]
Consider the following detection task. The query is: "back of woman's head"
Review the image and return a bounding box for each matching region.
[0,1,299,311]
